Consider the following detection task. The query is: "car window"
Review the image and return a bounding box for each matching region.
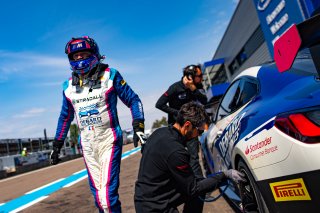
[215,78,258,122]
[216,80,241,121]
[237,80,258,106]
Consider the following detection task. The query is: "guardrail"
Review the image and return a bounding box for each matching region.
[0,148,82,179]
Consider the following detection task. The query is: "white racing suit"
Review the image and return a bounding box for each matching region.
[55,66,144,213]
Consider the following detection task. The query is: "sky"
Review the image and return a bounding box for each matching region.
[0,0,238,139]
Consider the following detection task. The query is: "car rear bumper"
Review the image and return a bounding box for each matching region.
[257,169,320,212]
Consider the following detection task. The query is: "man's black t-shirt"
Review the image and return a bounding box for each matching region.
[155,80,207,124]
[134,126,226,212]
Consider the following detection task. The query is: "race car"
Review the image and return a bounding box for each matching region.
[200,14,320,212]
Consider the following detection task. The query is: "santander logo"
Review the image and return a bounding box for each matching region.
[245,137,272,155]
[245,146,250,155]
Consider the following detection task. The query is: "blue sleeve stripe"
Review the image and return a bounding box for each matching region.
[55,91,75,140]
[112,69,144,121]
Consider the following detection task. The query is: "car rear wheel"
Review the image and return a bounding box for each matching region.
[238,160,269,213]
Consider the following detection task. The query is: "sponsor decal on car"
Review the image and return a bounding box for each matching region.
[270,178,311,202]
[245,137,278,160]
[219,112,246,167]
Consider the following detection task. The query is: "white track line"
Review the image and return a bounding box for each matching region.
[2,147,141,213]
[25,178,65,194]
[63,175,88,188]
[73,169,86,175]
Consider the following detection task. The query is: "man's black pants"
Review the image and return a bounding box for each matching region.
[184,137,204,213]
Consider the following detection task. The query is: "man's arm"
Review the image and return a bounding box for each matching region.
[55,91,75,141]
[51,89,75,165]
[167,149,226,198]
[183,76,207,105]
[113,69,144,121]
[155,86,179,117]
[192,85,207,105]
[112,69,145,147]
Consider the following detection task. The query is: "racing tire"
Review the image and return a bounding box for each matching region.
[237,159,269,213]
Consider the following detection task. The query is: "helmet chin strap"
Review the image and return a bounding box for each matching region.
[72,71,80,86]
[82,56,105,80]
[72,62,108,91]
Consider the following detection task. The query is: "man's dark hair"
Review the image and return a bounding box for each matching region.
[176,102,209,127]
[183,64,201,79]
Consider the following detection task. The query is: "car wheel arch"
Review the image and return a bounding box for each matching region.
[237,158,270,213]
[232,147,253,171]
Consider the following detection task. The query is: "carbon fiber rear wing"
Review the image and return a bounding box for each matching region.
[274,13,320,77]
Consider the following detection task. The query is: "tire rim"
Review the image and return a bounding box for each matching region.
[239,168,259,212]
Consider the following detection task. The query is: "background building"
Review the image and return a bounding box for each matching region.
[203,0,320,106]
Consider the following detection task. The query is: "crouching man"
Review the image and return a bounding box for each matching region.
[134,102,245,213]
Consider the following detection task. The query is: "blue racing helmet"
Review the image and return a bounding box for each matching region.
[65,36,102,74]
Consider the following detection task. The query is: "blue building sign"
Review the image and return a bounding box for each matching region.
[253,0,306,57]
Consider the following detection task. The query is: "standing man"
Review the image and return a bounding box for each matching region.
[155,64,207,211]
[135,102,244,213]
[156,64,207,125]
[21,147,28,157]
[50,36,145,213]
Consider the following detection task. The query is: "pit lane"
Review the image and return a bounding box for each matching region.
[0,143,234,213]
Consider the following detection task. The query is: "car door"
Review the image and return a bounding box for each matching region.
[207,77,258,171]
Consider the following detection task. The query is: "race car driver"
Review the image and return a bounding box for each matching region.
[50,36,145,213]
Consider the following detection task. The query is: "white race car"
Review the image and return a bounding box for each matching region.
[200,14,320,212]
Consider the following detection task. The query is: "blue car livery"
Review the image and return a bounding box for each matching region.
[200,17,320,213]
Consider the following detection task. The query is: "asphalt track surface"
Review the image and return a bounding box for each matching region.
[0,143,235,213]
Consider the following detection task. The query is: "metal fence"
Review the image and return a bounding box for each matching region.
[0,137,55,157]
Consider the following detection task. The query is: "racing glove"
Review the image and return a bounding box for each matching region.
[133,120,146,149]
[223,169,246,183]
[50,140,63,165]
